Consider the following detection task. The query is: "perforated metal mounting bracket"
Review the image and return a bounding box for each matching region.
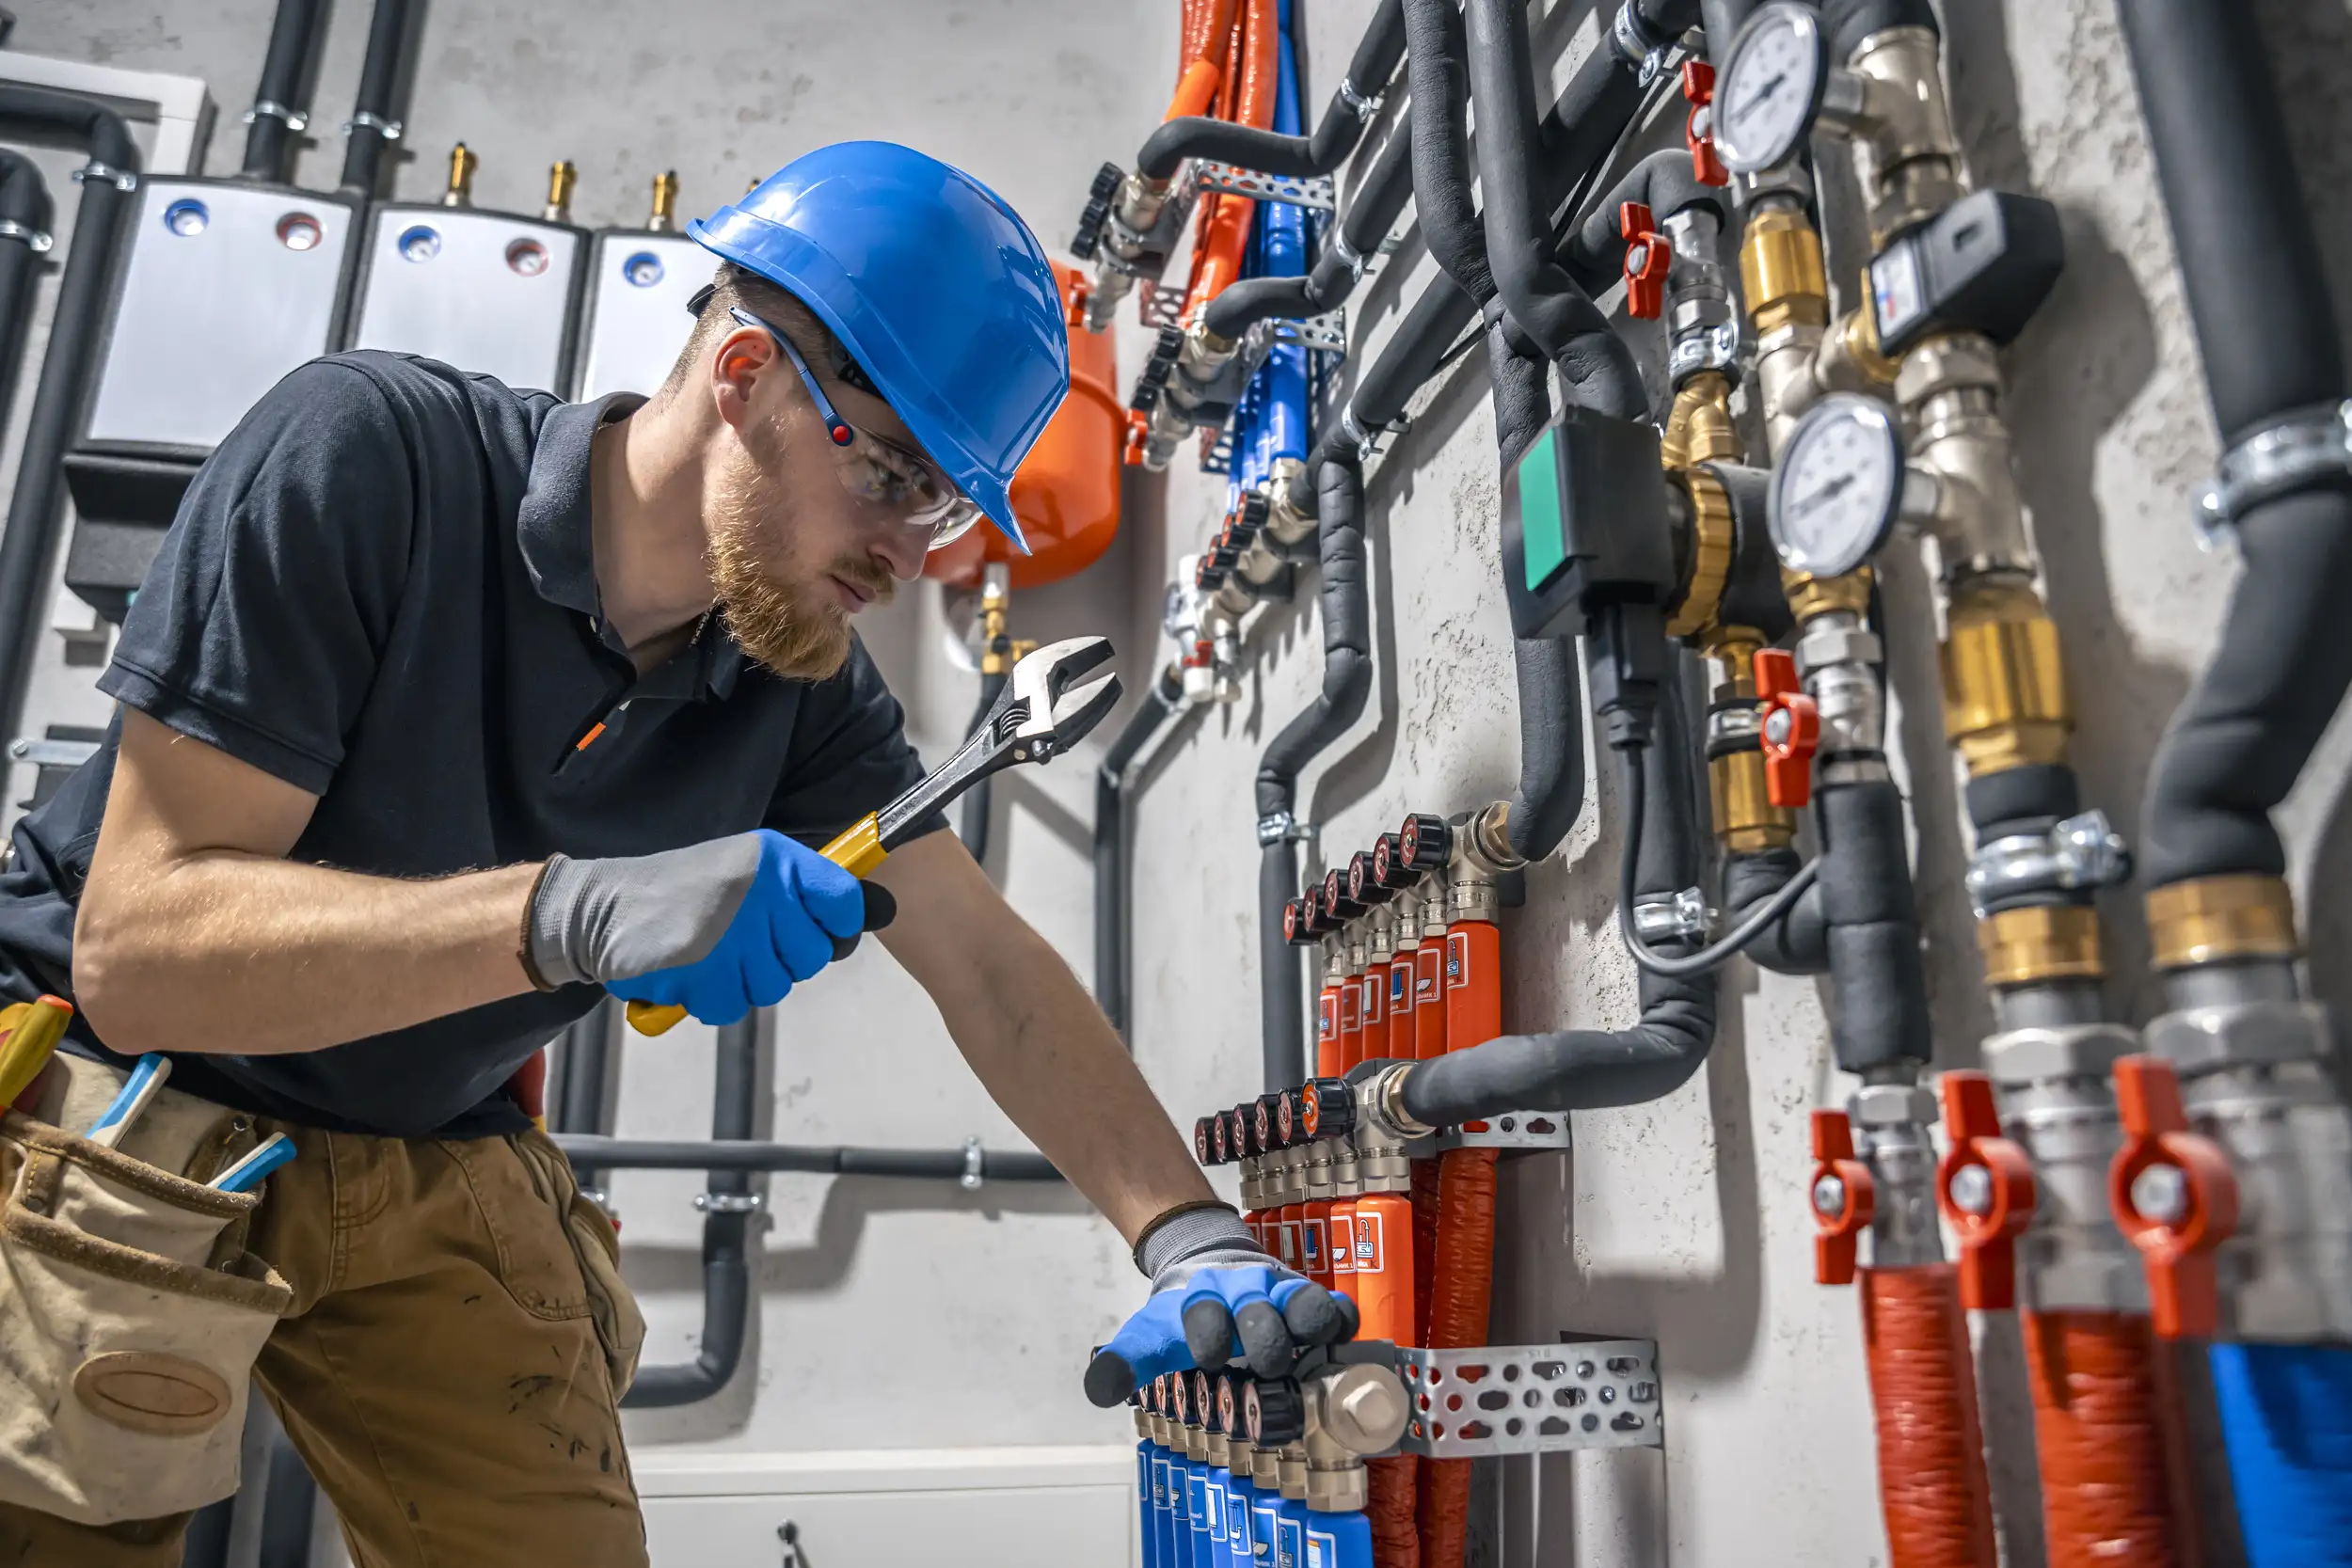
[1271,310,1346,354]
[1396,1339,1663,1458]
[1194,160,1336,211]
[1432,1112,1572,1152]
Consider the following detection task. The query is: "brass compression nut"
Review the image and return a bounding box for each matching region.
[1661,372,1741,470]
[2147,875,2300,970]
[1782,567,1872,626]
[1940,578,2071,774]
[1978,904,2104,987]
[1740,207,1829,336]
[1666,467,1736,641]
[1711,750,1795,852]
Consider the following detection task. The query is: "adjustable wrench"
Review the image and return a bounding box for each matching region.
[626,636,1122,1035]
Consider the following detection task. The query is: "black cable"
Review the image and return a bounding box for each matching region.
[1614,745,1820,976]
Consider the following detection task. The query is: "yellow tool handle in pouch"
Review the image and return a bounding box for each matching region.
[0,995,73,1111]
[625,814,887,1037]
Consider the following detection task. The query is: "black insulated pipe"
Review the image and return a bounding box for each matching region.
[1401,679,1715,1123]
[238,0,326,183]
[1095,664,1185,1037]
[1820,0,1938,63]
[1721,848,1828,974]
[958,669,1009,864]
[2122,0,2352,891]
[1256,459,1371,1089]
[0,88,137,755]
[1699,0,1759,57]
[1200,115,1416,340]
[0,152,50,442]
[621,1017,758,1409]
[1816,779,1932,1071]
[1463,0,1645,420]
[1403,0,1494,307]
[553,1136,1063,1181]
[1138,0,1406,180]
[339,0,413,197]
[1561,149,1728,298]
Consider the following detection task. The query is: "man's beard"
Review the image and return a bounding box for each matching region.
[707,423,897,680]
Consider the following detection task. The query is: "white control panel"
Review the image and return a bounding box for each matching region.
[348,205,584,395]
[577,230,708,400]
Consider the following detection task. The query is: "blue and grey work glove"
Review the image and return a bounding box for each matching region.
[1083,1204,1359,1407]
[527,829,887,1025]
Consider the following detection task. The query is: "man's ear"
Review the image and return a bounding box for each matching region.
[709,325,776,435]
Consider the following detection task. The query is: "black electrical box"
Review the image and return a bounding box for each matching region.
[1501,407,1676,641]
[1867,188,2064,358]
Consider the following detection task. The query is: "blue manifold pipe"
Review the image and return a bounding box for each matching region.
[2209,1340,2352,1567]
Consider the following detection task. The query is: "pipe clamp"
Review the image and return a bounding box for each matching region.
[1338,79,1381,122]
[1611,2,1676,84]
[0,221,49,254]
[1632,887,1712,944]
[2193,397,2352,550]
[1669,320,1740,385]
[1963,809,2131,916]
[73,162,138,193]
[1257,811,1311,846]
[343,111,404,141]
[243,99,309,132]
[1329,230,1371,280]
[960,1136,985,1190]
[692,1192,763,1214]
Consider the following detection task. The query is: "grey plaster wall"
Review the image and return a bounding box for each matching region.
[8,0,2352,1564]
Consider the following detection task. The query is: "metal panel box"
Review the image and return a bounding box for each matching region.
[346,202,586,395]
[576,230,707,400]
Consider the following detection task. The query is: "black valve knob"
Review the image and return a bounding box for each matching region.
[1193,1116,1217,1166]
[1070,161,1122,261]
[1366,832,1415,894]
[1321,867,1367,923]
[1254,1093,1283,1153]
[1399,812,1452,873]
[1210,1112,1232,1164]
[1216,1373,1246,1441]
[1129,324,1184,413]
[1245,1377,1305,1447]
[1169,1369,1192,1423]
[1283,897,1319,946]
[1297,1077,1356,1141]
[1347,849,1395,907]
[1229,1105,1255,1160]
[1193,1370,1220,1433]
[1238,490,1270,535]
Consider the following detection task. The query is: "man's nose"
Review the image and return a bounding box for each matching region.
[872,527,928,582]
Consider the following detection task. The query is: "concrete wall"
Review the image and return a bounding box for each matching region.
[8,0,2352,1564]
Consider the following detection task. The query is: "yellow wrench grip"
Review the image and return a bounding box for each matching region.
[624,815,887,1037]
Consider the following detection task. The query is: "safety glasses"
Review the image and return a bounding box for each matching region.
[726,308,986,553]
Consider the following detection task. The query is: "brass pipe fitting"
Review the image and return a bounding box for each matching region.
[1701,630,1795,853]
[1939,575,2070,775]
[1899,333,2039,580]
[441,143,478,207]
[1740,204,1829,336]
[2146,875,2300,970]
[543,160,576,224]
[1782,567,1872,628]
[1845,26,1966,247]
[648,170,679,232]
[1664,467,1736,641]
[1978,905,2104,987]
[1661,372,1741,470]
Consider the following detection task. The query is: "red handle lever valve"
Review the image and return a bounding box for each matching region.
[1619,201,1672,321]
[1809,1109,1876,1286]
[2109,1055,2239,1338]
[1682,61,1728,186]
[1753,648,1820,809]
[1935,1071,2038,1310]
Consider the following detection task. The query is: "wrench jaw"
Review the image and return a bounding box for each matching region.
[1011,636,1116,742]
[1028,673,1122,763]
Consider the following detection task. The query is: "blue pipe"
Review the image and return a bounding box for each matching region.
[2210,1341,2352,1567]
[1139,1441,1156,1567]
[1187,1454,1214,1568]
[1252,1485,1286,1568]
[1225,1467,1256,1568]
[1273,1497,1307,1568]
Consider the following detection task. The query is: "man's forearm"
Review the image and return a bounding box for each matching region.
[938,925,1215,1244]
[74,854,541,1055]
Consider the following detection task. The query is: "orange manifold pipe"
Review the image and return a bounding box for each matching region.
[2022,1309,2194,1568]
[1860,1265,1999,1568]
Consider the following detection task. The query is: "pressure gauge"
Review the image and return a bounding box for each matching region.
[1770,394,1905,578]
[1713,4,1829,175]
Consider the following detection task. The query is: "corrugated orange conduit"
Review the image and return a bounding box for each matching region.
[2023,1310,2194,1568]
[1860,1264,1999,1568]
[1181,0,1278,322]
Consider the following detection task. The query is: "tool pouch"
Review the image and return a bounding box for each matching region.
[0,1064,292,1526]
[514,1129,644,1399]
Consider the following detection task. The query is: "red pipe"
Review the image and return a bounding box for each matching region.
[1181,0,1278,321]
[1860,1264,1999,1568]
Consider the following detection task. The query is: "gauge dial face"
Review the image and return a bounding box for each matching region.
[1771,394,1904,578]
[1716,5,1826,174]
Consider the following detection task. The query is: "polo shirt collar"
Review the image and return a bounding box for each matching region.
[516,391,747,702]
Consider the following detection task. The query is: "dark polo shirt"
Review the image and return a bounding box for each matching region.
[0,352,934,1137]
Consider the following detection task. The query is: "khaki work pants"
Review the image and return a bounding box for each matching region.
[0,1112,650,1568]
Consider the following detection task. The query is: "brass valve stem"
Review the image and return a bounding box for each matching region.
[442,143,478,207]
[542,160,576,224]
[648,170,679,232]
[1705,627,1795,853]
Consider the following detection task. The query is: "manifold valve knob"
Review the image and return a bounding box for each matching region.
[1808,1109,1875,1286]
[2108,1055,2240,1339]
[1934,1071,2037,1310]
[1619,201,1673,320]
[1753,648,1820,809]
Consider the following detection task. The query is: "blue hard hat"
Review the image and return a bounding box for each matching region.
[690,142,1069,552]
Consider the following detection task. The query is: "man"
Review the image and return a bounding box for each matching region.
[0,143,1338,1565]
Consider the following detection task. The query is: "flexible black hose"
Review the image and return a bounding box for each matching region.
[1463,0,1645,420]
[2121,0,2352,890]
[1400,681,1715,1123]
[1139,0,1406,179]
[239,0,326,182]
[623,1017,757,1409]
[958,668,1009,863]
[339,0,412,196]
[1817,778,1932,1072]
[1200,113,1417,339]
[0,152,50,446]
[1561,148,1730,297]
[0,89,137,753]
[1095,664,1185,1037]
[1819,0,1938,62]
[1256,460,1371,1089]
